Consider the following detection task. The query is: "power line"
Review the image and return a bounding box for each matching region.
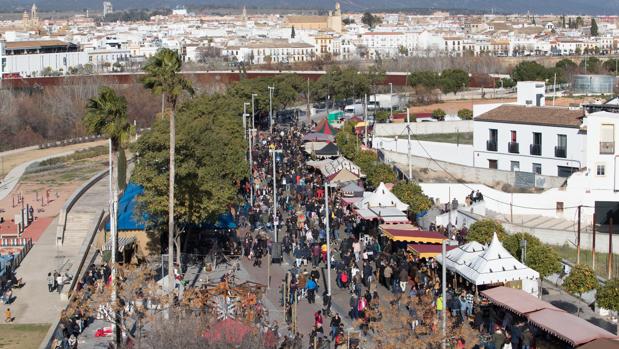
[381,126,592,211]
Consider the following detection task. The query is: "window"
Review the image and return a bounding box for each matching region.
[487,129,498,151]
[531,132,542,155]
[556,134,567,158]
[533,163,542,175]
[488,159,498,169]
[556,202,564,214]
[597,164,606,176]
[510,161,520,171]
[511,130,517,142]
[600,124,615,154]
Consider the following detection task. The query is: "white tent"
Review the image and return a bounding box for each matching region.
[438,240,486,273]
[307,156,364,178]
[354,182,409,212]
[458,233,539,287]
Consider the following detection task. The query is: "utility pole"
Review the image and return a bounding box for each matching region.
[441,239,447,348]
[251,93,257,142]
[406,109,412,181]
[592,213,597,270]
[364,94,368,146]
[108,139,119,346]
[325,182,332,296]
[608,218,613,280]
[307,78,311,126]
[389,82,393,120]
[577,205,581,264]
[268,86,275,133]
[270,149,282,242]
[248,125,254,207]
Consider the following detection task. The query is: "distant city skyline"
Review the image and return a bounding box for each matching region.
[2,0,619,15]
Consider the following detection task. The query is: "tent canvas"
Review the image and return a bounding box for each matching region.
[315,142,339,157]
[105,183,147,231]
[437,241,486,273]
[313,118,337,135]
[354,182,409,212]
[326,168,360,185]
[381,224,446,243]
[458,233,539,286]
[303,133,335,142]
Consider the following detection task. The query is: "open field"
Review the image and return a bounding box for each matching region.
[0,324,50,349]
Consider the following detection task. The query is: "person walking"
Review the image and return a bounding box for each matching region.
[4,308,13,323]
[47,272,55,292]
[56,273,64,294]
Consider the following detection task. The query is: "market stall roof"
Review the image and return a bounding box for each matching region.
[326,168,360,185]
[303,142,328,154]
[341,182,364,196]
[528,308,618,347]
[105,183,147,231]
[312,118,337,135]
[315,142,339,157]
[437,241,486,272]
[381,224,447,243]
[354,182,409,212]
[578,339,619,349]
[480,286,560,316]
[407,243,456,258]
[356,207,409,223]
[303,133,335,142]
[458,233,539,286]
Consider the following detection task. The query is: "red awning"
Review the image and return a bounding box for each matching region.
[381,224,447,243]
[406,243,456,258]
[481,286,560,316]
[528,308,618,347]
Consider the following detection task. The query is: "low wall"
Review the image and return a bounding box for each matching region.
[56,169,108,246]
[376,138,474,166]
[374,120,473,137]
[380,149,566,190]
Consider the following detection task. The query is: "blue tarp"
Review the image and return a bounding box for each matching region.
[105,183,147,231]
[0,254,15,277]
[202,212,238,230]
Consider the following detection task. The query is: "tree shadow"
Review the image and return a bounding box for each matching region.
[549,300,579,314]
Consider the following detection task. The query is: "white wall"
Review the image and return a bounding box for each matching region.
[584,112,619,192]
[375,137,474,166]
[374,120,473,137]
[473,120,586,176]
[3,51,89,77]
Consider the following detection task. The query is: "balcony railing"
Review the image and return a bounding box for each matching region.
[555,146,567,158]
[508,142,519,154]
[530,144,541,156]
[600,142,615,154]
[486,140,497,152]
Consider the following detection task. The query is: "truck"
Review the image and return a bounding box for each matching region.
[344,103,364,116]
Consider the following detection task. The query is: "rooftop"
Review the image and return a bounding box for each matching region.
[475,105,584,128]
[5,40,74,50]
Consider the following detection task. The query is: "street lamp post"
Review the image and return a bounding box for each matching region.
[268,86,275,133]
[406,109,412,181]
[269,149,282,242]
[243,102,250,140]
[441,239,447,348]
[324,182,332,296]
[248,126,254,207]
[389,82,393,120]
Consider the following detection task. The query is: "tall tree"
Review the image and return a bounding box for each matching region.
[361,12,382,29]
[142,48,194,294]
[392,181,432,218]
[291,25,296,39]
[83,86,131,346]
[590,18,599,36]
[466,219,507,244]
[502,233,561,278]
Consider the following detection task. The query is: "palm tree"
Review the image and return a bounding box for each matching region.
[83,86,130,346]
[142,48,194,294]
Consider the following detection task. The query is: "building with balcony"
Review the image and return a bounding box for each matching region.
[473,105,586,177]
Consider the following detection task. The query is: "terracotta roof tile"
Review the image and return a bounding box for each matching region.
[475,105,583,128]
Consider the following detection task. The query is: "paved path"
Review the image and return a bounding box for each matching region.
[1,175,110,325]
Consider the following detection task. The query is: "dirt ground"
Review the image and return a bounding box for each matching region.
[0,324,50,349]
[0,140,107,178]
[409,96,599,115]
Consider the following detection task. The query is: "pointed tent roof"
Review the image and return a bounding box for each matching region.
[313,118,337,135]
[354,182,409,212]
[315,142,339,156]
[458,233,539,286]
[437,241,486,272]
[341,182,364,195]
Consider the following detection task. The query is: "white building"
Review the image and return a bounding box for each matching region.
[0,40,88,78]
[473,104,586,176]
[223,40,316,64]
[102,1,113,17]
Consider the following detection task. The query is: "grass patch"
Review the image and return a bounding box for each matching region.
[413,132,473,145]
[552,244,619,279]
[0,323,50,349]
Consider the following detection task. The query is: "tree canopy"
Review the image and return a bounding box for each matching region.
[457,109,473,120]
[596,278,619,313]
[361,12,382,29]
[432,108,446,121]
[564,264,599,297]
[392,181,432,217]
[580,57,602,74]
[590,18,599,36]
[502,233,562,278]
[312,66,370,103]
[132,94,247,229]
[466,219,507,244]
[408,69,469,94]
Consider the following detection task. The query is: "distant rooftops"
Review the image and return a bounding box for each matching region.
[475,105,584,128]
[5,40,75,50]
